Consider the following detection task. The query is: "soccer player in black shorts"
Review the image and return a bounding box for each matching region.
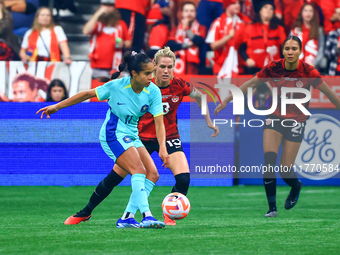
[215,36,340,217]
[64,47,219,226]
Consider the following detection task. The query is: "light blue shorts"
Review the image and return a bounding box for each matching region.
[100,135,144,162]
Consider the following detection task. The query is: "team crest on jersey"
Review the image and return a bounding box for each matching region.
[140,104,149,113]
[172,95,179,103]
[123,136,132,143]
[266,118,272,125]
[296,81,303,88]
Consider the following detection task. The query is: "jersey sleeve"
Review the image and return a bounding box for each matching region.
[180,78,193,97]
[21,29,32,49]
[95,80,115,101]
[309,68,323,89]
[148,84,163,117]
[168,26,177,41]
[256,64,271,81]
[205,19,219,44]
[54,26,68,43]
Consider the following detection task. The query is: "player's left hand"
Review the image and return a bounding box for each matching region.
[207,122,219,137]
[36,104,59,119]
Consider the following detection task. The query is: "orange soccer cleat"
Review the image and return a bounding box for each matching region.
[64,211,91,225]
[163,213,176,226]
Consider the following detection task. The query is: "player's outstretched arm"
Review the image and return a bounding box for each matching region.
[154,115,170,168]
[36,89,97,119]
[193,90,219,137]
[214,76,263,115]
[318,82,340,110]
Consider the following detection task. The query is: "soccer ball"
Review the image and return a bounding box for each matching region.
[162,192,191,220]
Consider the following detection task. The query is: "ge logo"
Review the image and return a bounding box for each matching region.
[295,114,340,180]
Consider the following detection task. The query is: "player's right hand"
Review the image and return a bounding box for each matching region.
[214,102,226,116]
[36,105,59,119]
[159,147,170,169]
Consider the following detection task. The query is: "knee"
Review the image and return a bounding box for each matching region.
[146,165,159,183]
[130,161,146,175]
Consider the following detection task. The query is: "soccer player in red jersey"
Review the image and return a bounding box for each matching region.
[64,47,219,226]
[215,36,340,217]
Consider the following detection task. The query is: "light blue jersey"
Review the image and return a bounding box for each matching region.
[95,76,163,161]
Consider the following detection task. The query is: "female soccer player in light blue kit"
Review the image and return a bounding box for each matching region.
[37,51,170,228]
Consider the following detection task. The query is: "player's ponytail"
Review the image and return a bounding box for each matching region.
[124,51,152,76]
[98,51,151,82]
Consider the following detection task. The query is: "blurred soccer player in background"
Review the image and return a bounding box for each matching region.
[215,35,340,217]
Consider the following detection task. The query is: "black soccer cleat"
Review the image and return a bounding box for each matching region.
[285,181,303,210]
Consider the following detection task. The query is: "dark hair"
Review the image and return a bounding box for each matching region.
[46,79,68,102]
[98,8,121,27]
[111,51,152,79]
[181,1,196,10]
[12,72,49,92]
[291,3,319,40]
[252,13,282,29]
[282,35,302,50]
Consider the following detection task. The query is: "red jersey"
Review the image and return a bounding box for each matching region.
[257,59,323,122]
[149,24,170,50]
[89,20,131,70]
[138,77,194,142]
[320,0,340,35]
[244,23,286,69]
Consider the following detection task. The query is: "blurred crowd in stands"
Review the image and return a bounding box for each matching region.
[0,0,340,102]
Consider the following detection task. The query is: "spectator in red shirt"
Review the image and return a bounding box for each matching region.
[205,0,246,77]
[115,0,150,53]
[167,1,206,75]
[83,2,132,79]
[239,1,285,74]
[320,0,340,35]
[145,6,170,59]
[290,3,325,67]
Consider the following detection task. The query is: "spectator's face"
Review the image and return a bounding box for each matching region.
[302,5,314,23]
[259,4,274,21]
[50,85,65,102]
[12,80,37,102]
[227,2,240,15]
[38,8,52,27]
[282,39,301,63]
[155,57,174,83]
[182,4,196,22]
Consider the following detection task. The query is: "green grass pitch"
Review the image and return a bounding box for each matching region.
[1,185,340,254]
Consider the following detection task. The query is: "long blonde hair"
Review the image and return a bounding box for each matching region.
[32,7,55,32]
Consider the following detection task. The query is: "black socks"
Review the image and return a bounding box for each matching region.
[171,173,190,195]
[263,152,277,211]
[83,170,124,214]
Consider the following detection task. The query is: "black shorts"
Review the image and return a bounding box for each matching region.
[142,138,184,155]
[263,115,306,143]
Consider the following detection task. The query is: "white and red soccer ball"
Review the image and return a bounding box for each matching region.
[162,192,191,220]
